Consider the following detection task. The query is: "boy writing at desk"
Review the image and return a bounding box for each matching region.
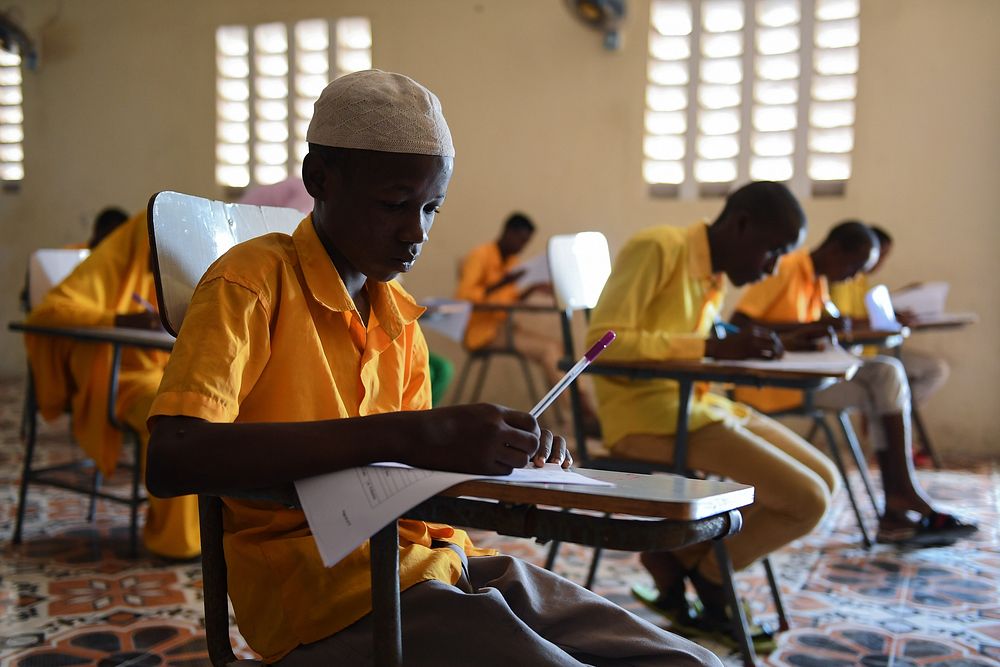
[585,182,839,648]
[732,221,976,546]
[147,70,721,666]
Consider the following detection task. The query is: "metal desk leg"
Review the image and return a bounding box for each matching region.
[371,521,402,667]
[714,541,758,667]
[673,379,693,474]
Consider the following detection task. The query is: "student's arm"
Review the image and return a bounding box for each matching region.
[147,405,543,497]
[147,277,548,498]
[587,237,712,361]
[456,247,523,302]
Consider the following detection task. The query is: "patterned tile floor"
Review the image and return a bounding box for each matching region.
[0,378,996,666]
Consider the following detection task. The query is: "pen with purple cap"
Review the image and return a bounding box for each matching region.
[529,330,616,419]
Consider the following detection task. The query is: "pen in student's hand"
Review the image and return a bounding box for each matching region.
[713,320,739,339]
[131,292,156,313]
[529,330,616,419]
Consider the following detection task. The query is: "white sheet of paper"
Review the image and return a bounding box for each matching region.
[891,281,949,318]
[418,298,472,343]
[864,284,902,332]
[515,254,551,289]
[714,348,860,373]
[295,463,612,567]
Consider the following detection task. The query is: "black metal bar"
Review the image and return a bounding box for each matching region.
[714,541,758,667]
[585,546,603,590]
[13,372,38,545]
[371,521,402,667]
[107,343,125,431]
[200,496,238,667]
[673,379,693,474]
[836,411,881,517]
[129,430,142,559]
[761,556,789,632]
[469,354,491,403]
[819,417,872,548]
[451,356,474,404]
[88,469,102,522]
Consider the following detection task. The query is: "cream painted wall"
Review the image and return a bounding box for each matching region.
[1,0,996,457]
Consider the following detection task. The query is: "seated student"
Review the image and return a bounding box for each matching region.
[732,221,977,546]
[24,212,201,559]
[146,70,721,667]
[456,213,599,429]
[21,207,131,312]
[239,176,456,405]
[829,224,950,408]
[585,181,839,645]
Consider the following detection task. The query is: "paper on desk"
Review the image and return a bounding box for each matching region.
[418,298,472,343]
[515,254,551,289]
[891,281,949,319]
[717,348,860,373]
[296,463,612,567]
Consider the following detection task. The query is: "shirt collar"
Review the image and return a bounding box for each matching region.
[292,216,425,340]
[686,221,723,285]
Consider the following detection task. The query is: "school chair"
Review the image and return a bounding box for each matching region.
[542,231,789,653]
[148,191,305,666]
[450,307,543,407]
[13,248,148,558]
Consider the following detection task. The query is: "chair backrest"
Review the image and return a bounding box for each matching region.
[147,191,302,335]
[148,191,301,667]
[546,232,611,312]
[26,248,91,310]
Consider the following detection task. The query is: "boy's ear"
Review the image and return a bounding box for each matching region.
[302,152,329,199]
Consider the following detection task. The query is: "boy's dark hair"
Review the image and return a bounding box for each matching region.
[308,143,351,170]
[825,219,878,254]
[90,207,129,248]
[719,181,805,234]
[870,225,892,247]
[504,212,535,234]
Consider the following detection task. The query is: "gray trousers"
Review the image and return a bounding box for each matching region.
[276,550,722,667]
[813,355,910,451]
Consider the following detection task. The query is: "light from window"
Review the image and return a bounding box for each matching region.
[0,48,24,182]
[216,17,372,188]
[645,0,859,197]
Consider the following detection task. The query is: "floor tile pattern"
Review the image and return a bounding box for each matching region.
[0,380,996,666]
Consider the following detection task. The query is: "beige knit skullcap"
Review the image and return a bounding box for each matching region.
[306,70,455,158]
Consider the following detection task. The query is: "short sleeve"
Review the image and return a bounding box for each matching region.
[149,276,271,425]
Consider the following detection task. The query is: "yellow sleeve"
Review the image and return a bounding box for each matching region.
[402,324,432,412]
[150,276,271,425]
[455,247,489,302]
[588,236,706,361]
[734,260,793,321]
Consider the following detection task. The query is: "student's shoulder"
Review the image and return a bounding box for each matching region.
[200,232,298,294]
[624,225,687,260]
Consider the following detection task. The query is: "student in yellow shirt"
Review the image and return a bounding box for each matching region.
[829,225,950,409]
[24,211,201,559]
[586,181,838,647]
[456,214,600,432]
[733,221,976,547]
[146,71,721,667]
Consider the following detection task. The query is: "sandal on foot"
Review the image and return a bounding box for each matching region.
[631,583,698,632]
[915,511,978,543]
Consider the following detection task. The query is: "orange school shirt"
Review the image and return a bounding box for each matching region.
[149,217,491,663]
[733,249,828,412]
[25,211,168,475]
[455,241,521,349]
